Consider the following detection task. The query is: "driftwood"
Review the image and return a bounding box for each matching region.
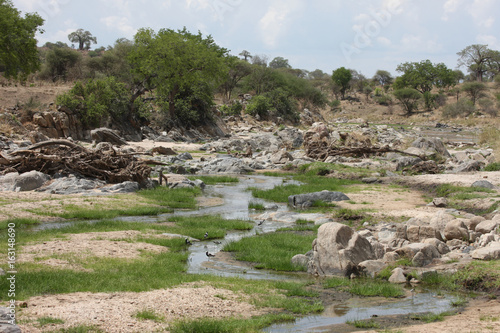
[0,139,151,184]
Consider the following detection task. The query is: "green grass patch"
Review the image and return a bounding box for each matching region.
[53,325,103,333]
[410,311,454,323]
[450,297,467,307]
[0,218,40,230]
[138,186,201,209]
[435,184,493,199]
[223,231,316,271]
[134,309,164,322]
[188,175,239,185]
[324,277,404,298]
[250,175,358,203]
[484,162,500,171]
[166,215,253,240]
[298,162,374,178]
[248,201,265,211]
[346,319,380,329]
[37,316,65,326]
[170,314,296,333]
[52,204,174,220]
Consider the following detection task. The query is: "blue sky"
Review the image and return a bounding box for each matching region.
[14,0,500,77]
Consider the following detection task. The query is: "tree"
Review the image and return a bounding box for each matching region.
[461,82,487,105]
[394,60,455,109]
[457,44,496,82]
[372,70,393,91]
[219,56,252,101]
[129,27,229,124]
[331,67,352,99]
[239,50,252,62]
[68,29,97,50]
[251,54,268,66]
[0,0,44,79]
[393,88,422,115]
[269,56,291,69]
[40,45,81,81]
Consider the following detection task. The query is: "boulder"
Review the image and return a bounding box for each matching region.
[475,220,500,234]
[358,260,388,278]
[422,238,450,254]
[308,222,375,276]
[396,243,441,267]
[289,190,350,208]
[91,128,127,146]
[471,242,500,260]
[466,216,485,231]
[432,197,448,208]
[472,180,495,189]
[452,160,484,173]
[104,181,140,193]
[411,137,451,158]
[407,225,441,242]
[388,267,407,284]
[444,219,469,241]
[13,171,50,191]
[383,251,400,263]
[277,128,304,149]
[291,254,309,269]
[270,149,294,164]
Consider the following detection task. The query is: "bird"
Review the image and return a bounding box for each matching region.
[213,241,222,245]
[258,220,264,226]
[206,251,215,257]
[185,238,192,246]
[204,232,208,239]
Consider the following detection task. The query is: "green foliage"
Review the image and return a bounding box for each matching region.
[68,29,97,51]
[346,319,380,329]
[375,94,392,106]
[56,77,130,126]
[393,88,422,114]
[372,69,393,88]
[245,95,271,118]
[37,316,65,326]
[461,81,487,105]
[395,60,456,96]
[134,309,164,322]
[457,44,500,82]
[129,27,229,124]
[220,102,243,116]
[478,97,497,117]
[329,99,341,110]
[223,231,316,271]
[442,98,475,118]
[0,0,44,79]
[435,184,493,198]
[265,87,299,121]
[324,277,404,297]
[484,162,500,171]
[188,175,239,184]
[331,67,352,99]
[269,56,291,69]
[39,45,82,82]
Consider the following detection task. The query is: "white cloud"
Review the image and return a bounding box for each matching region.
[469,0,495,28]
[400,34,442,53]
[259,0,302,48]
[377,36,392,46]
[477,34,500,50]
[100,16,136,38]
[441,0,463,21]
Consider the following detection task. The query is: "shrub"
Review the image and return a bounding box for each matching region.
[393,88,421,114]
[478,97,497,117]
[56,76,130,126]
[462,81,487,105]
[329,99,341,111]
[219,101,243,116]
[374,94,392,106]
[442,98,475,118]
[245,95,271,118]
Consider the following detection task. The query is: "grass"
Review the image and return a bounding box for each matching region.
[169,314,296,333]
[435,184,494,199]
[53,325,103,332]
[37,316,65,326]
[450,297,468,307]
[346,319,380,329]
[134,309,164,322]
[410,311,454,323]
[249,172,358,203]
[166,215,253,240]
[324,277,405,298]
[188,175,239,185]
[223,231,316,271]
[248,201,265,211]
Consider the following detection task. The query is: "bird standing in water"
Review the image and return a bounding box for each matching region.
[185,238,192,245]
[204,232,208,239]
[206,251,215,257]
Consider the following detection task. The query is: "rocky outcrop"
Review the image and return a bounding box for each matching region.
[288,191,350,209]
[307,222,375,276]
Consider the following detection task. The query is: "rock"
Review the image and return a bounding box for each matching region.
[472,180,495,189]
[270,149,294,164]
[475,220,500,234]
[471,242,500,260]
[452,160,484,173]
[13,171,50,191]
[104,181,140,193]
[199,157,254,174]
[289,190,350,208]
[358,260,388,278]
[444,219,469,241]
[466,216,485,231]
[407,225,442,242]
[291,254,309,269]
[308,222,375,276]
[383,251,400,263]
[152,146,177,155]
[388,267,407,284]
[155,135,175,142]
[361,177,381,184]
[91,128,127,146]
[395,156,423,171]
[432,197,448,207]
[477,233,496,247]
[0,307,21,333]
[277,128,304,149]
[396,243,441,267]
[37,175,105,194]
[411,137,451,158]
[422,238,450,254]
[177,152,193,160]
[368,239,386,259]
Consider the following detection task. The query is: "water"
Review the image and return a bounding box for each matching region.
[265,292,454,332]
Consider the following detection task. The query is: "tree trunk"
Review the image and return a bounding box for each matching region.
[169,85,179,119]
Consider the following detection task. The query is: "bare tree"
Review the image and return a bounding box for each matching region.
[457,44,494,82]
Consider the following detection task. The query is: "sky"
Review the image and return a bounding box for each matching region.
[13,0,500,78]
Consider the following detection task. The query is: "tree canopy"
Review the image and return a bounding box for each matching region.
[331,67,352,99]
[269,56,291,69]
[0,0,44,79]
[128,27,229,124]
[68,29,97,50]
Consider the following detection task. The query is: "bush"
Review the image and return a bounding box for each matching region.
[393,88,421,114]
[374,94,392,106]
[245,95,271,118]
[329,99,341,111]
[265,88,298,121]
[478,98,497,117]
[219,101,243,116]
[56,76,130,126]
[442,98,475,118]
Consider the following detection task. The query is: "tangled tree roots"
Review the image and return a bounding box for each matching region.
[0,140,151,184]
